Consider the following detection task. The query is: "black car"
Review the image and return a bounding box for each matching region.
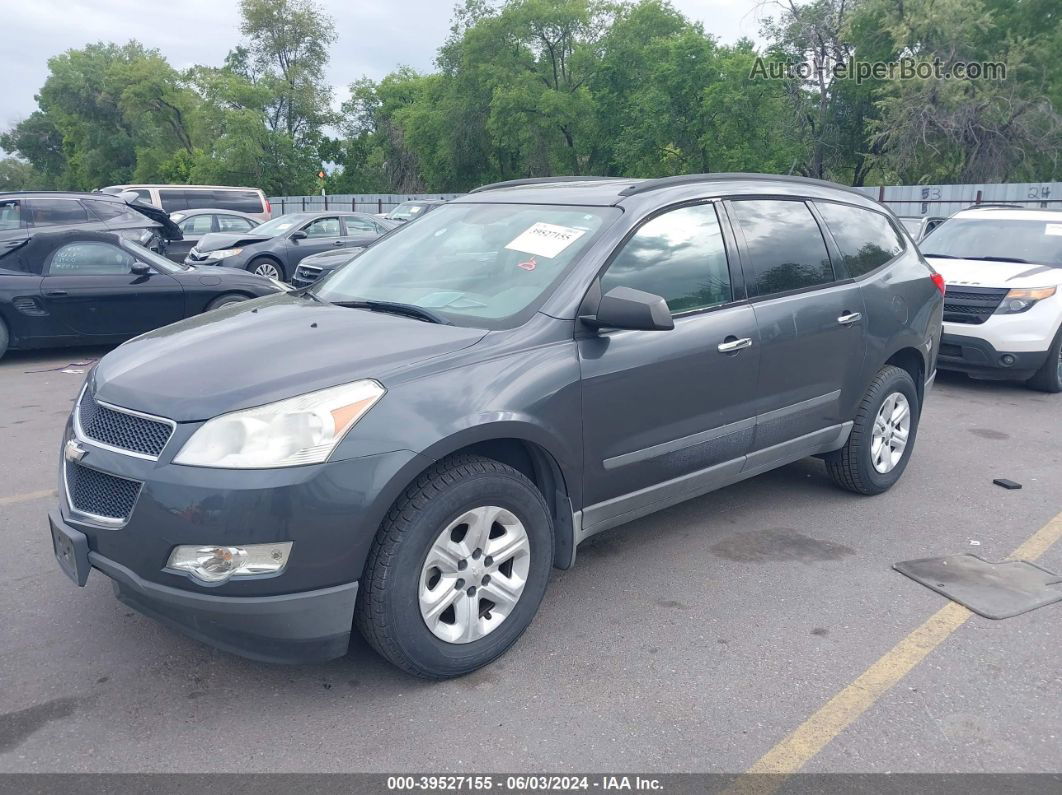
[165,208,261,263]
[291,245,366,288]
[383,199,447,224]
[1,191,181,254]
[0,230,283,360]
[186,211,397,281]
[48,174,942,678]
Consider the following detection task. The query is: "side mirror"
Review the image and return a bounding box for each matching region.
[290,229,308,240]
[130,262,151,275]
[581,285,674,331]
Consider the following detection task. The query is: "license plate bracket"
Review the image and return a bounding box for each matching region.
[50,515,91,586]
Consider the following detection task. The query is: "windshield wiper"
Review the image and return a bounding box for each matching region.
[921,253,957,258]
[329,299,452,325]
[961,256,1031,264]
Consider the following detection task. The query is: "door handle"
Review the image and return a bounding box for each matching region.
[44,290,68,297]
[838,312,862,325]
[332,240,345,246]
[717,336,753,353]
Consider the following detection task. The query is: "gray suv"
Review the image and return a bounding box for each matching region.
[48,174,943,678]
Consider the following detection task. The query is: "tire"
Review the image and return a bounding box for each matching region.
[0,318,8,361]
[247,257,285,281]
[206,293,250,311]
[1025,326,1062,393]
[826,365,921,496]
[355,454,554,679]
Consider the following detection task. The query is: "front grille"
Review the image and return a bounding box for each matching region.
[66,462,142,522]
[78,392,173,458]
[293,264,323,288]
[943,287,1008,325]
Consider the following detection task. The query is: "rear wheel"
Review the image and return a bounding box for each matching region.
[248,257,284,281]
[826,365,920,495]
[1025,327,1062,393]
[206,293,249,311]
[355,455,553,679]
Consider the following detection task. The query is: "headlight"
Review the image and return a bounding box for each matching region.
[167,542,292,584]
[209,247,244,260]
[173,380,385,468]
[995,286,1056,314]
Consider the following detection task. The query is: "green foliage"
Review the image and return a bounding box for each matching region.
[3,0,1059,192]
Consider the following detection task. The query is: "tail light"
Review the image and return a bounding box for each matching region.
[930,272,946,294]
[264,198,272,218]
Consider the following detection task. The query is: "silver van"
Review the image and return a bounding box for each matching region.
[100,184,271,222]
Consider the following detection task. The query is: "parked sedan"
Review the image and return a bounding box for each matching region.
[165,209,261,263]
[187,212,397,281]
[0,230,284,360]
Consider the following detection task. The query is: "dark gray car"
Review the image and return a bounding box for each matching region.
[48,174,943,678]
[186,211,397,281]
[1,191,181,254]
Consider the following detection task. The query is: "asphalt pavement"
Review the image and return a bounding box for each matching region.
[1,345,1059,773]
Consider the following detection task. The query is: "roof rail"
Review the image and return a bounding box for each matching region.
[468,176,625,194]
[616,172,872,200]
[962,203,1031,211]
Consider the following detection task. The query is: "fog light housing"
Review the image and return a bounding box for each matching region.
[166,542,293,584]
[1000,354,1016,367]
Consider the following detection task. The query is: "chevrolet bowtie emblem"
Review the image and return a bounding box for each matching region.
[64,439,88,464]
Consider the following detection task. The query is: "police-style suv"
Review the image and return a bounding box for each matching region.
[922,207,1062,392]
[48,174,942,678]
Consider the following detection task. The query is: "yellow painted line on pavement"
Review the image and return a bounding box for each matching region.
[0,489,57,507]
[742,510,1062,783]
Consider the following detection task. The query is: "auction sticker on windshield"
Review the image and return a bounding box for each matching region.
[1045,223,1062,236]
[506,222,586,259]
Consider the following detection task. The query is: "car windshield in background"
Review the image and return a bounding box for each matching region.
[313,203,620,328]
[250,215,305,236]
[390,202,428,220]
[921,218,1062,266]
[119,238,191,272]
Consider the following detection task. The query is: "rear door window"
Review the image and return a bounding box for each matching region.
[342,215,376,235]
[27,198,92,227]
[728,199,834,298]
[815,202,905,277]
[304,217,341,238]
[211,190,264,213]
[158,190,188,212]
[182,191,216,211]
[178,215,215,236]
[216,215,255,232]
[0,199,23,231]
[601,203,732,315]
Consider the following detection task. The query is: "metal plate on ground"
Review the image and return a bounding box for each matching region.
[894,554,1062,619]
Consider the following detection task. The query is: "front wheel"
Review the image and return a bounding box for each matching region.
[826,365,921,495]
[206,293,249,311]
[355,455,554,679]
[1025,327,1062,393]
[247,258,284,281]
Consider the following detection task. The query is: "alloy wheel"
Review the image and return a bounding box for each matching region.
[252,261,281,280]
[871,391,911,474]
[419,506,531,644]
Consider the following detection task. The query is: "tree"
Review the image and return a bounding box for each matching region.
[0,158,45,190]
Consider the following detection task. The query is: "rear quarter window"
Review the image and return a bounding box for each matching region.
[815,202,905,277]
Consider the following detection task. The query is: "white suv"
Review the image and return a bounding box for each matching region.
[921,207,1062,392]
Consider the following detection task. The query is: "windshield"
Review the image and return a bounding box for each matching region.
[389,202,427,220]
[313,203,620,328]
[250,215,305,237]
[921,218,1062,266]
[120,238,191,273]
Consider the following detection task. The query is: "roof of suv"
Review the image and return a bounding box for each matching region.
[456,173,886,212]
[1,190,128,200]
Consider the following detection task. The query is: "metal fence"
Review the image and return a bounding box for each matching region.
[852,182,1062,217]
[268,193,463,216]
[271,182,1062,219]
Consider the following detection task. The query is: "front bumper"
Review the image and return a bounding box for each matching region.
[937,333,1050,379]
[50,509,357,663]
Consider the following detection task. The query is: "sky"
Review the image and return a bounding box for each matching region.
[0,0,768,142]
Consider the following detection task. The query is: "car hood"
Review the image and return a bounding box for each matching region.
[926,257,1062,288]
[91,292,488,421]
[195,232,272,253]
[301,248,364,268]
